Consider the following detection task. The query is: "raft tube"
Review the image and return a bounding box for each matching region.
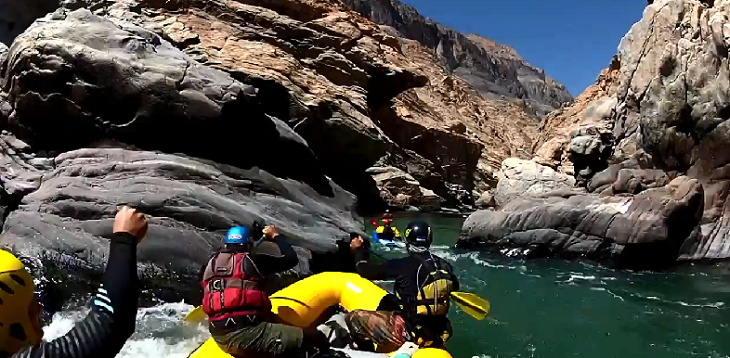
[188,272,452,358]
[372,231,405,248]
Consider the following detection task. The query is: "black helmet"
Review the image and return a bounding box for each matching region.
[404,221,433,249]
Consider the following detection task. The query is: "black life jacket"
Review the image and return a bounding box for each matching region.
[398,254,456,316]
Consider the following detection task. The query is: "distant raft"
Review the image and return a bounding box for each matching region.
[188,272,452,358]
[372,227,405,248]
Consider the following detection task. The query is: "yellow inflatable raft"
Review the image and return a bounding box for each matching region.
[189,272,453,358]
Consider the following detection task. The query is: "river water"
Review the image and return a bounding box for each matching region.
[44,213,730,358]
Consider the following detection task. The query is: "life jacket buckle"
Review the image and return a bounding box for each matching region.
[211,279,225,291]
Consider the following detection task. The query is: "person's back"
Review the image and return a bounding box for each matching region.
[376,223,396,241]
[203,225,334,357]
[346,221,459,351]
[375,211,402,242]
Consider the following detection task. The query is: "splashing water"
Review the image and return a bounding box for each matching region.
[44,302,210,358]
[41,213,730,358]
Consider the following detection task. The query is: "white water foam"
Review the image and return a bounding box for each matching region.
[565,274,597,282]
[44,302,210,358]
[432,250,521,271]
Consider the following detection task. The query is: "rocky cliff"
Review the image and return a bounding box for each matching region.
[0,0,558,300]
[460,0,730,268]
[340,0,574,117]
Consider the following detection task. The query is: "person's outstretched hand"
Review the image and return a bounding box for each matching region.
[113,206,149,242]
[263,224,279,240]
[350,235,364,251]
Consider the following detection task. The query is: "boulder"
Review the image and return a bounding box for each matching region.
[1,148,360,302]
[496,0,730,264]
[475,191,495,209]
[588,163,672,196]
[460,176,704,268]
[493,158,579,206]
[0,7,364,303]
[367,166,443,211]
[2,8,337,196]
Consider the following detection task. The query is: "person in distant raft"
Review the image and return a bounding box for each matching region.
[375,211,401,242]
[201,225,336,357]
[0,206,149,358]
[347,221,459,352]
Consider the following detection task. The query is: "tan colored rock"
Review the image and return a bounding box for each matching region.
[114,0,541,205]
[533,56,621,176]
[368,166,443,210]
[512,0,730,263]
[475,191,495,209]
[494,158,578,206]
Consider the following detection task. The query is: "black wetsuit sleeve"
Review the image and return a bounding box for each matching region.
[248,235,298,276]
[354,247,391,280]
[12,233,139,358]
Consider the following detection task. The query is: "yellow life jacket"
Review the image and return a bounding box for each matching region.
[410,256,455,316]
[376,225,401,239]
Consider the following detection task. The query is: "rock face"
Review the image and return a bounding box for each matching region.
[461,176,703,268]
[0,0,567,300]
[0,0,568,212]
[0,0,59,45]
[340,0,574,117]
[367,166,442,211]
[493,158,579,207]
[0,7,364,302]
[3,147,359,302]
[461,0,730,267]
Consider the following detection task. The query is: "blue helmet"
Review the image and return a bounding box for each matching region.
[225,226,251,245]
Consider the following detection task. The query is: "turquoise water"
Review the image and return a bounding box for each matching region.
[370,214,730,358]
[45,214,730,358]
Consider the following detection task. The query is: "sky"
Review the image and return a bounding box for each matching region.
[400,0,648,96]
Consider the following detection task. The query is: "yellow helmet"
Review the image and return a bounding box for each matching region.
[0,250,41,354]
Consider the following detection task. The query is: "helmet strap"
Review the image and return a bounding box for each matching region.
[407,244,428,255]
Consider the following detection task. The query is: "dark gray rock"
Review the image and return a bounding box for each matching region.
[0,42,7,66]
[2,8,333,196]
[340,0,573,117]
[0,132,47,198]
[460,176,704,268]
[0,8,365,303]
[0,0,60,45]
[1,148,361,302]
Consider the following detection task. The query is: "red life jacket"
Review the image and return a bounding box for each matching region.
[201,251,271,322]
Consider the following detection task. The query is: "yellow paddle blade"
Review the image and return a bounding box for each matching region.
[451,292,490,321]
[184,305,206,324]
